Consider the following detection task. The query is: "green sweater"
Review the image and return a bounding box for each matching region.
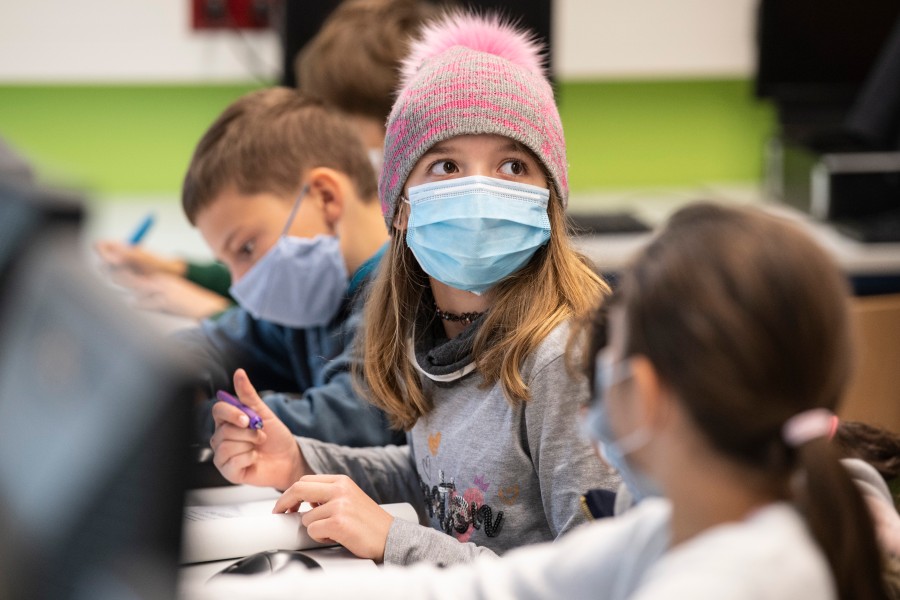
[184,261,232,299]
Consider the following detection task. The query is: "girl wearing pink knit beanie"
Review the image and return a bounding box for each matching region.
[209,11,618,567]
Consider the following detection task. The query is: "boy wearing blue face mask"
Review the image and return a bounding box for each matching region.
[95,0,440,324]
[176,87,401,448]
[208,13,620,567]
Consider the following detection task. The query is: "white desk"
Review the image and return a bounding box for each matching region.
[180,546,377,591]
[179,485,379,596]
[567,191,900,277]
[184,484,283,507]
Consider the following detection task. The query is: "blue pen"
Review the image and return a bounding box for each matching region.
[127,212,155,245]
[216,390,264,430]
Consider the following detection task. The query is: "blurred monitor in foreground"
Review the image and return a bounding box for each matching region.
[0,181,195,599]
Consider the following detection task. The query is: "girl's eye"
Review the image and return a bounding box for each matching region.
[500,159,527,176]
[427,160,459,176]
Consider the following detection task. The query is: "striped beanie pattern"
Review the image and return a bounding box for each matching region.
[380,12,567,225]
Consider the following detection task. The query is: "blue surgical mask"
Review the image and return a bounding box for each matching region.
[583,355,662,502]
[404,175,551,295]
[229,187,348,328]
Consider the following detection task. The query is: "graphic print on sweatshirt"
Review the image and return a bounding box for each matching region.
[419,471,503,542]
[419,465,506,543]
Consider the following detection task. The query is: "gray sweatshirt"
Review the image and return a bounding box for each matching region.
[298,321,619,566]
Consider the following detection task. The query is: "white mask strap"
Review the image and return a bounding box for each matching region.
[280,184,310,237]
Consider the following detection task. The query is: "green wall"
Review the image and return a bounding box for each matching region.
[0,80,775,197]
[561,79,775,190]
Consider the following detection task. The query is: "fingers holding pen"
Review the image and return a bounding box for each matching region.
[210,430,266,483]
[209,420,267,449]
[210,369,308,490]
[209,415,267,485]
[213,444,259,479]
[211,401,252,430]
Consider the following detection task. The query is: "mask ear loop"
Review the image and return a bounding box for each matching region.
[593,355,652,456]
[253,184,310,318]
[281,184,311,237]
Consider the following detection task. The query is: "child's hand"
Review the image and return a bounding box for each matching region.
[120,271,231,320]
[94,240,186,276]
[210,369,308,490]
[272,474,394,562]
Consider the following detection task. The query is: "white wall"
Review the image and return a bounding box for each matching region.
[555,0,757,79]
[0,0,280,82]
[0,0,757,83]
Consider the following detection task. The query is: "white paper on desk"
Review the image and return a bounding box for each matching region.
[180,500,418,564]
[185,485,282,507]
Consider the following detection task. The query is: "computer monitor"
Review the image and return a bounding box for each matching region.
[756,0,900,141]
[0,204,195,598]
[845,17,900,151]
[0,175,83,302]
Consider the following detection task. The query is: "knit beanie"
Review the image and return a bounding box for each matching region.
[380,12,567,225]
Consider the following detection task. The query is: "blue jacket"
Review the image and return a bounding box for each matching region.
[178,244,402,447]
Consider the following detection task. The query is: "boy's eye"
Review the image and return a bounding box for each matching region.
[428,160,459,176]
[238,240,255,259]
[500,159,527,176]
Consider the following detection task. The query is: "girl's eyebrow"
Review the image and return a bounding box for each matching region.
[501,140,528,154]
[421,140,529,159]
[421,142,458,158]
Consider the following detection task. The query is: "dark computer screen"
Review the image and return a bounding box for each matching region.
[756,0,900,107]
[0,193,195,599]
[0,177,82,292]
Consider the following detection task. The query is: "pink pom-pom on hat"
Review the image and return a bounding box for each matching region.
[399,12,546,87]
[380,11,568,224]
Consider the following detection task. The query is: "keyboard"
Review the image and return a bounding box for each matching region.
[835,210,900,243]
[568,211,652,235]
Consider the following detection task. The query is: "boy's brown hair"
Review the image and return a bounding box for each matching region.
[295,0,444,122]
[182,87,377,224]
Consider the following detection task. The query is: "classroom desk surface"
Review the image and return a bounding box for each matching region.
[179,485,378,596]
[567,194,900,276]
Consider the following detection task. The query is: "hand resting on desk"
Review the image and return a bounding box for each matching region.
[112,269,231,320]
[95,239,187,277]
[272,473,394,563]
[210,369,395,562]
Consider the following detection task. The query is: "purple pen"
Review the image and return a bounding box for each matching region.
[216,390,264,430]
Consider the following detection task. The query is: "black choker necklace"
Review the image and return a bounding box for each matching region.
[433,301,485,325]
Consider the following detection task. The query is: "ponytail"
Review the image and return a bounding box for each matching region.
[793,437,890,600]
[613,203,895,598]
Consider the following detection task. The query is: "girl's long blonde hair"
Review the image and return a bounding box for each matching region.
[354,187,609,430]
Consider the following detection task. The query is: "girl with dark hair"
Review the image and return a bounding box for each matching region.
[576,202,890,599]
